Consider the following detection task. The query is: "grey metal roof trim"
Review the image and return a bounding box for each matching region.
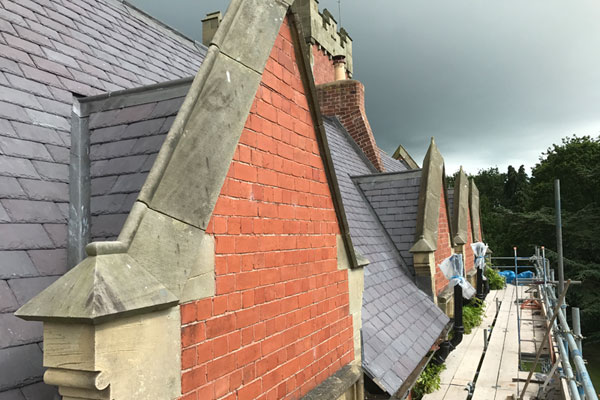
[76,76,195,117]
[323,117,449,395]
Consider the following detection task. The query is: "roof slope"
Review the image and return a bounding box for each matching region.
[379,148,407,172]
[355,170,422,273]
[87,79,191,242]
[324,117,448,395]
[0,0,205,394]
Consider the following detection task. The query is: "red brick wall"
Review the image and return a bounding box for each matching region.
[311,45,335,85]
[179,18,355,400]
[464,214,474,273]
[316,80,384,171]
[434,186,452,295]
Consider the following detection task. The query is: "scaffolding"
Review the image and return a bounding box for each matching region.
[489,248,598,400]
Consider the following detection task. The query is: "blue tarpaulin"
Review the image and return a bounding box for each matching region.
[498,270,533,285]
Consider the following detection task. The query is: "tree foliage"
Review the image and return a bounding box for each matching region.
[471,135,600,343]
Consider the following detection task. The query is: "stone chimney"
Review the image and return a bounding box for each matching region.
[292,0,353,84]
[317,80,384,171]
[201,11,221,46]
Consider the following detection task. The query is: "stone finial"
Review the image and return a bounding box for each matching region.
[410,138,445,253]
[451,167,469,246]
[201,11,222,46]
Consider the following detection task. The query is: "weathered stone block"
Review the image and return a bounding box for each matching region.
[128,207,207,298]
[211,0,288,73]
[148,51,262,229]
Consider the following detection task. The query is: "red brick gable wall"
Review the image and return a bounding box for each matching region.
[433,185,452,295]
[311,45,335,85]
[464,214,475,273]
[179,18,355,400]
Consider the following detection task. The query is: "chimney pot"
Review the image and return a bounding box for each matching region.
[333,55,346,81]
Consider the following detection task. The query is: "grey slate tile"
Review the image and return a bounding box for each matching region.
[4,74,52,98]
[0,344,44,391]
[20,382,60,400]
[0,313,42,348]
[18,180,68,202]
[7,276,58,306]
[0,136,52,161]
[0,101,33,123]
[0,388,26,400]
[43,145,68,164]
[0,281,19,313]
[1,200,64,223]
[0,57,22,77]
[25,109,69,131]
[0,251,37,279]
[27,249,67,276]
[31,160,67,182]
[10,122,62,146]
[0,225,53,250]
[42,224,66,247]
[0,156,39,179]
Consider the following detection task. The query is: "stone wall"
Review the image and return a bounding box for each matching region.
[178,18,355,400]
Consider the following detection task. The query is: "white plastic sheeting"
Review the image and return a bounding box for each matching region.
[439,254,476,299]
[471,242,488,280]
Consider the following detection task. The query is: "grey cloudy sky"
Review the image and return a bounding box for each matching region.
[130,0,600,175]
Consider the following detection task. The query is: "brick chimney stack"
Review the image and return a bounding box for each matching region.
[317,80,384,171]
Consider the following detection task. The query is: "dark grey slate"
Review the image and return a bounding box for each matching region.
[355,171,422,272]
[324,117,449,396]
[0,388,26,400]
[27,249,67,277]
[0,252,37,279]
[0,344,44,391]
[0,0,208,395]
[0,314,42,348]
[7,277,58,306]
[20,382,59,400]
[0,282,19,313]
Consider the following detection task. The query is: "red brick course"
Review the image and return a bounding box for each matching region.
[464,213,475,273]
[434,186,453,295]
[179,18,354,400]
[311,45,335,85]
[316,80,384,172]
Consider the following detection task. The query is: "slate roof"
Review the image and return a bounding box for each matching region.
[0,0,205,395]
[87,79,191,242]
[379,147,406,173]
[355,170,422,273]
[324,117,449,395]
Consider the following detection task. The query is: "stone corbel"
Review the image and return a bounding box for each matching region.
[411,250,437,303]
[44,369,109,400]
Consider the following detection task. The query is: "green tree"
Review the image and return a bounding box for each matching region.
[473,135,600,344]
[530,135,600,211]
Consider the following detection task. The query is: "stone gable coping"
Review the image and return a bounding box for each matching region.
[452,167,469,245]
